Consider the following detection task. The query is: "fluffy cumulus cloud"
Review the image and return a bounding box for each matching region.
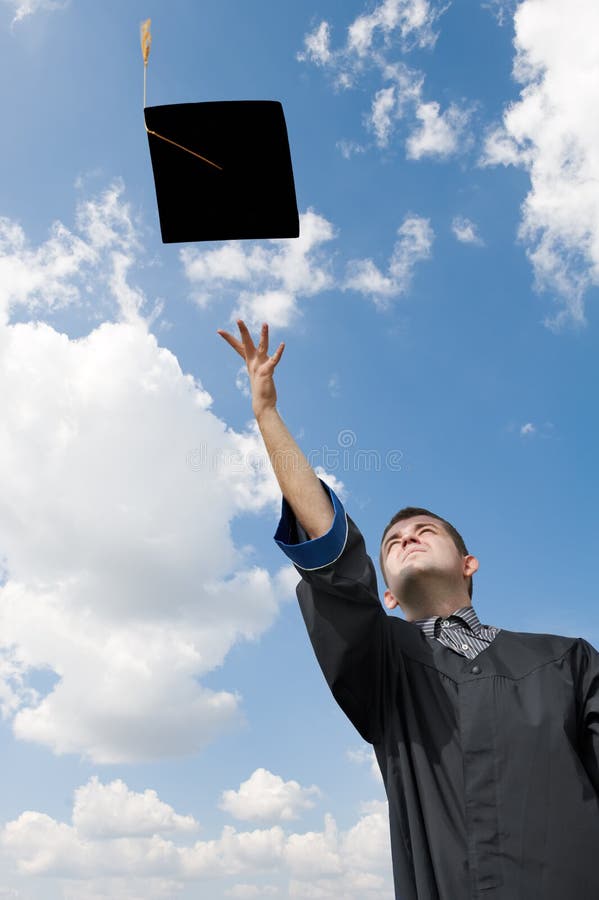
[481,0,599,329]
[72,777,198,839]
[406,101,473,159]
[0,185,308,765]
[298,0,440,70]
[345,214,434,307]
[451,216,484,246]
[0,180,151,328]
[180,210,336,329]
[298,0,472,159]
[0,774,392,898]
[219,769,322,823]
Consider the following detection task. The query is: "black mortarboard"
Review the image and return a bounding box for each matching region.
[140,20,299,244]
[144,101,300,243]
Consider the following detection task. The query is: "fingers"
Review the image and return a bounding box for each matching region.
[218,321,282,366]
[217,319,257,359]
[236,319,256,356]
[257,322,268,355]
[270,341,285,366]
[216,329,245,359]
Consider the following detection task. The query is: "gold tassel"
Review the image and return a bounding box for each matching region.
[140,18,152,64]
[140,19,152,107]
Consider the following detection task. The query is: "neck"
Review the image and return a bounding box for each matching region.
[398,579,471,622]
[405,599,471,622]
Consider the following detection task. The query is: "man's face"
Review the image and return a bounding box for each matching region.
[381,515,476,611]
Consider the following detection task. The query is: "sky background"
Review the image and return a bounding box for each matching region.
[0,0,598,897]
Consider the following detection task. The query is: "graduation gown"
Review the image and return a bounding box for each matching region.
[274,482,599,900]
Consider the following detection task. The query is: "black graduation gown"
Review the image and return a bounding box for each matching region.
[279,506,599,899]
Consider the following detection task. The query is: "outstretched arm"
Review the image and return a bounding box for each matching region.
[220,321,393,745]
[217,320,334,539]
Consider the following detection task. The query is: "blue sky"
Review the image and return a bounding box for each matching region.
[0,0,598,897]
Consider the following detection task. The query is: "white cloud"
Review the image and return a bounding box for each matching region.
[370,86,398,147]
[406,101,472,159]
[518,421,555,439]
[73,777,198,839]
[0,776,393,897]
[225,886,279,898]
[1,0,67,25]
[480,0,599,329]
[0,181,149,329]
[0,186,310,765]
[235,291,297,330]
[288,874,392,899]
[181,210,336,329]
[482,0,518,26]
[335,140,366,159]
[451,216,484,246]
[283,814,341,878]
[345,215,434,307]
[59,879,184,900]
[0,315,296,763]
[481,125,525,168]
[298,2,472,160]
[366,61,424,149]
[344,258,396,300]
[297,20,332,66]
[299,0,441,69]
[339,801,392,873]
[219,768,322,823]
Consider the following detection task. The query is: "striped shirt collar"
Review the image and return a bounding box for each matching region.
[411,605,482,639]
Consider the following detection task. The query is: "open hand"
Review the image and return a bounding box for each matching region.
[217,320,285,417]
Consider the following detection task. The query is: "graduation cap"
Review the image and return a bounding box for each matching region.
[140,20,300,244]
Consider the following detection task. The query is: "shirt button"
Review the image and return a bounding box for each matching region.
[461,644,469,650]
[441,621,449,628]
[471,665,481,674]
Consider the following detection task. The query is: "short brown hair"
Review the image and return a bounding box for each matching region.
[379,507,473,600]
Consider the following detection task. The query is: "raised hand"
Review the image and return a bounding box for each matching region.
[217,320,285,418]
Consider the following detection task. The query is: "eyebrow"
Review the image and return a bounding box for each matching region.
[382,522,438,553]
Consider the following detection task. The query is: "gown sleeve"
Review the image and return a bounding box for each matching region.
[274,478,397,744]
[577,637,599,796]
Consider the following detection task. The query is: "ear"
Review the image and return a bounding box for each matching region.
[463,555,479,577]
[384,589,399,610]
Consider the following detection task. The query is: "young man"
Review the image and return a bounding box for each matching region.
[218,320,599,900]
